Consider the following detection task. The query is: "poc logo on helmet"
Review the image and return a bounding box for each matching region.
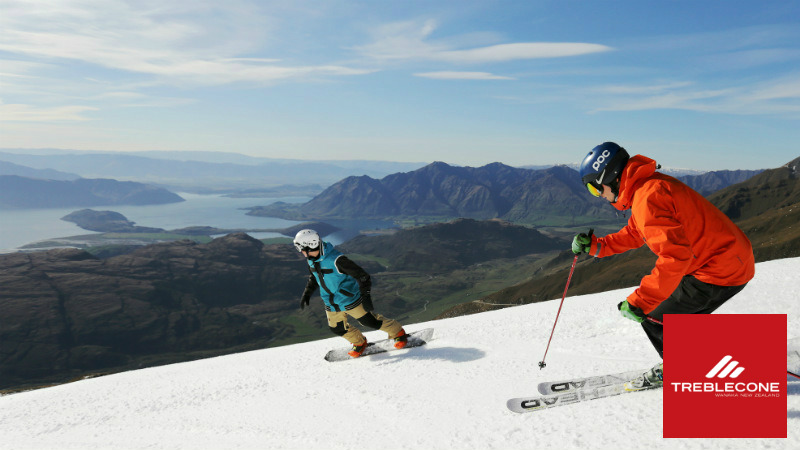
[592,149,612,171]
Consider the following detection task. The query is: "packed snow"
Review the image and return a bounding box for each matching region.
[2,257,799,450]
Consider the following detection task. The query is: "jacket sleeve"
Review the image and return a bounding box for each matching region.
[590,219,646,258]
[625,191,693,314]
[301,269,319,301]
[335,256,371,293]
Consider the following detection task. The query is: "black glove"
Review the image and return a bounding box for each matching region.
[361,290,374,311]
[299,295,310,310]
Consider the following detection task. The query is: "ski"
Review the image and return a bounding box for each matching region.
[324,328,434,362]
[537,368,647,395]
[507,382,660,413]
[511,350,800,413]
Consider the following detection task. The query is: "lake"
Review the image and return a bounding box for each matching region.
[0,194,308,253]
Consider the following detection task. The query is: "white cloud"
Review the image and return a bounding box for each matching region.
[0,103,98,122]
[745,75,800,100]
[355,19,448,61]
[591,77,800,116]
[96,92,148,100]
[437,43,611,64]
[0,58,52,76]
[414,71,514,80]
[594,81,695,95]
[0,0,371,86]
[90,92,196,108]
[355,19,612,64]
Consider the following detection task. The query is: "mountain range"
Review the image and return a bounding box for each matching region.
[0,150,426,192]
[0,175,184,209]
[0,160,79,181]
[1,148,760,210]
[248,161,762,226]
[249,162,618,226]
[677,169,764,196]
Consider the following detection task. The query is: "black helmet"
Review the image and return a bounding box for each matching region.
[579,142,629,196]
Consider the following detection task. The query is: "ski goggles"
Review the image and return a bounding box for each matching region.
[294,243,319,253]
[585,181,602,197]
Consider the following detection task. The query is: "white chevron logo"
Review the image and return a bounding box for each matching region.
[705,355,745,379]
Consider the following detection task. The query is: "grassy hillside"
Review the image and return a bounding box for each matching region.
[338,218,564,271]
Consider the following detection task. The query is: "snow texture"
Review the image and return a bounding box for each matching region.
[2,257,799,450]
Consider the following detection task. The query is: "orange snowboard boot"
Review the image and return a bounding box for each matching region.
[393,329,408,349]
[348,339,368,358]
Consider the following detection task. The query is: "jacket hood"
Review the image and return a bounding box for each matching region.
[612,154,658,211]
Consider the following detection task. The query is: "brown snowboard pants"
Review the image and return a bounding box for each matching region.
[326,303,403,345]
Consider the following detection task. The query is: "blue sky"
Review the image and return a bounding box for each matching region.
[1,0,800,170]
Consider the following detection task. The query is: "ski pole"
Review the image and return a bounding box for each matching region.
[789,370,800,380]
[539,253,579,369]
[645,316,663,325]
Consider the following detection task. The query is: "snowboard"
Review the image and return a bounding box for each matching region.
[324,328,434,362]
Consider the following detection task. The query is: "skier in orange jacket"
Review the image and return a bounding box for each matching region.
[572,142,755,390]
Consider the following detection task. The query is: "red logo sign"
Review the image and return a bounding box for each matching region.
[663,314,787,438]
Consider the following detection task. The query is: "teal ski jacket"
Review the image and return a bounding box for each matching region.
[303,241,369,312]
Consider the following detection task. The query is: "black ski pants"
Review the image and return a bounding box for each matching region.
[642,275,748,358]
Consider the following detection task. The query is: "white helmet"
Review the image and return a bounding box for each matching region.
[293,229,321,253]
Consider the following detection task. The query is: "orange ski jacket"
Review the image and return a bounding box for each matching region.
[589,155,755,314]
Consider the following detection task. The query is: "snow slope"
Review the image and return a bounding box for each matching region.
[2,258,799,450]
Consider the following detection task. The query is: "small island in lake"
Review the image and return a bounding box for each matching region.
[61,209,166,233]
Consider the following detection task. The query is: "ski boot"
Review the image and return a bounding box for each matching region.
[624,362,663,392]
[393,329,408,349]
[348,339,368,358]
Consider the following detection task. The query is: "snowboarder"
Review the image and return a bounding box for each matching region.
[293,229,408,358]
[571,142,755,390]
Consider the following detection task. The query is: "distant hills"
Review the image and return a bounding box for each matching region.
[438,155,800,318]
[0,160,79,181]
[249,161,762,227]
[677,169,764,196]
[708,157,800,221]
[339,218,563,271]
[0,175,184,209]
[1,148,761,203]
[0,150,426,192]
[709,155,800,262]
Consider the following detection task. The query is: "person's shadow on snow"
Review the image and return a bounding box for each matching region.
[372,346,485,364]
